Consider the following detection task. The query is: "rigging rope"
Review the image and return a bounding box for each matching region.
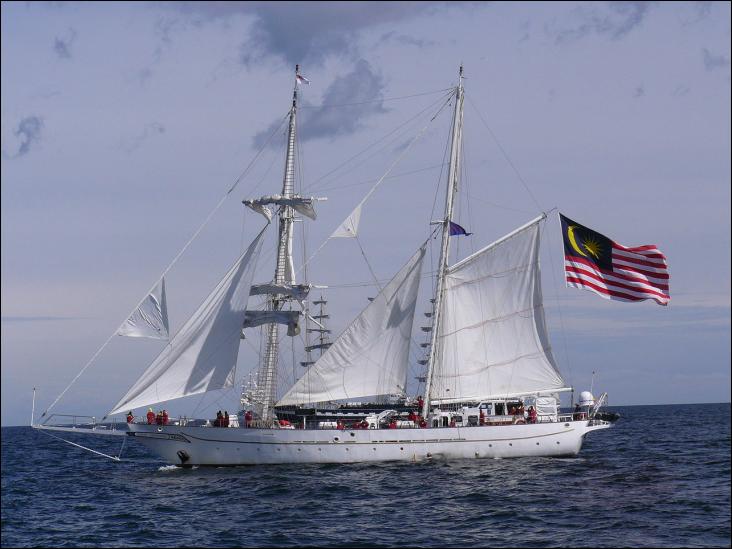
[303,90,454,194]
[37,428,124,462]
[299,87,452,109]
[465,94,543,213]
[355,235,383,293]
[297,91,455,276]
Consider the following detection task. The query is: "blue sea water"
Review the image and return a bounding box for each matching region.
[2,403,730,548]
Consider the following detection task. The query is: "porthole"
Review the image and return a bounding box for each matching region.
[509,443,512,446]
[556,441,560,445]
[400,447,404,450]
[536,442,540,445]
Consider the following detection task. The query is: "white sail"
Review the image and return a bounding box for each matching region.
[430,219,566,404]
[109,226,267,415]
[330,203,362,238]
[277,245,426,406]
[116,278,169,340]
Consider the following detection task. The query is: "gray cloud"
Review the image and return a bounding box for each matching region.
[171,1,464,66]
[632,85,645,98]
[53,28,77,59]
[702,48,730,71]
[680,1,713,26]
[550,2,653,45]
[12,116,44,157]
[380,31,435,49]
[672,84,690,97]
[253,59,387,148]
[122,122,166,153]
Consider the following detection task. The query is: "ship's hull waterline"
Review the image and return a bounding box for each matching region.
[128,421,611,466]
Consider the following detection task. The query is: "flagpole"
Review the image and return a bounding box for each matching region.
[422,65,464,419]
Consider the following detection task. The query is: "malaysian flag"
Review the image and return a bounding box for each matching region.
[560,213,670,306]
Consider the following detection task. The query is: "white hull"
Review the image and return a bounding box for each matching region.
[128,420,611,466]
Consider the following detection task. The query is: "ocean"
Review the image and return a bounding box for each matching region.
[2,403,730,548]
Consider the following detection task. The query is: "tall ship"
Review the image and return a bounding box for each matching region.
[35,66,615,466]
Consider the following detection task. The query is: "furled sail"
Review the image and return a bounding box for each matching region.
[242,310,300,336]
[116,278,169,340]
[277,245,425,406]
[109,226,267,415]
[243,195,319,220]
[249,283,311,301]
[429,218,566,404]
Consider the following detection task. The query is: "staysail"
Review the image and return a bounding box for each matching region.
[429,218,566,404]
[109,225,267,415]
[116,278,169,339]
[277,244,426,406]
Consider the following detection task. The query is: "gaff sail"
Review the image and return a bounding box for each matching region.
[430,218,566,404]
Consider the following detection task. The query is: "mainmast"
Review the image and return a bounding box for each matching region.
[421,65,464,418]
[257,66,301,422]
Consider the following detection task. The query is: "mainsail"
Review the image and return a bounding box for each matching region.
[109,226,267,415]
[116,278,169,340]
[277,245,426,406]
[429,219,566,404]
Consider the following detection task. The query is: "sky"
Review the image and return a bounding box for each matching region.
[1,1,730,426]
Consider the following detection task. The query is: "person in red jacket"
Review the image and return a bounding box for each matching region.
[146,408,155,425]
[528,406,537,424]
[126,411,134,424]
[162,410,169,425]
[244,410,253,428]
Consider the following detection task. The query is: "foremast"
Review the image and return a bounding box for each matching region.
[421,66,464,418]
[258,66,301,422]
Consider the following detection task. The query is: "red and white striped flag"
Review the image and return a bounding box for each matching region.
[560,213,670,306]
[296,74,310,85]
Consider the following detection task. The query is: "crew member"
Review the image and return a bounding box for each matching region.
[126,411,134,424]
[528,406,537,424]
[162,410,169,425]
[573,403,582,421]
[146,408,155,425]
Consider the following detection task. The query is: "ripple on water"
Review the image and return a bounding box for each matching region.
[1,404,730,548]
